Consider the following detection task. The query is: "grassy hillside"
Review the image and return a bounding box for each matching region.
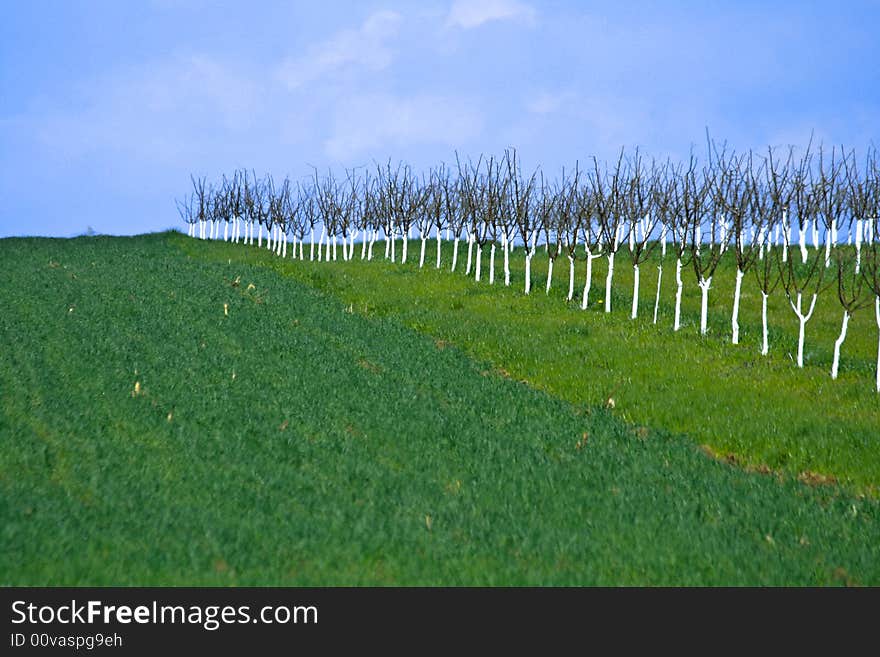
[1,232,878,585]
[185,235,880,493]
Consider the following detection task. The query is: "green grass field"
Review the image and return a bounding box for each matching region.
[1,232,878,585]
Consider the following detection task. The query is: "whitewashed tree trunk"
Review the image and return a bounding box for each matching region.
[391,225,397,262]
[309,228,315,260]
[604,252,615,313]
[567,255,575,301]
[789,292,818,368]
[546,258,554,294]
[653,263,663,324]
[451,236,460,272]
[673,257,683,331]
[436,230,442,269]
[731,268,744,344]
[831,310,851,380]
[341,234,348,261]
[475,244,482,282]
[855,218,863,273]
[400,231,407,263]
[317,227,325,261]
[761,292,770,355]
[799,221,808,263]
[465,233,474,275]
[419,233,427,268]
[282,232,287,258]
[325,233,331,261]
[489,243,496,285]
[332,234,338,261]
[224,223,228,242]
[631,264,640,319]
[258,224,263,248]
[875,296,880,392]
[698,276,712,335]
[825,220,835,268]
[525,253,533,295]
[581,254,595,309]
[503,234,510,286]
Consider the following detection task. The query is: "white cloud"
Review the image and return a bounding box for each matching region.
[446,0,535,29]
[323,93,483,160]
[276,10,402,90]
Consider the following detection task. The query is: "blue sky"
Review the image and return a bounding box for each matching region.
[1,0,878,237]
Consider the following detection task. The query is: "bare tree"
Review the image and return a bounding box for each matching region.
[505,149,539,293]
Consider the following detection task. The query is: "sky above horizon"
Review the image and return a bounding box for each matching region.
[1,0,878,238]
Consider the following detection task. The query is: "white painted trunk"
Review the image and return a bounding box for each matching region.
[761,292,770,355]
[653,264,663,324]
[317,228,325,261]
[341,234,348,261]
[475,244,482,282]
[698,276,712,335]
[436,231,442,269]
[673,257,683,331]
[224,223,228,242]
[876,297,880,392]
[856,218,863,274]
[731,268,744,344]
[419,236,426,268]
[567,256,575,301]
[299,239,304,260]
[546,258,554,294]
[525,254,532,295]
[282,233,287,258]
[503,235,510,286]
[325,233,331,261]
[489,243,496,285]
[310,229,315,260]
[451,237,460,272]
[825,224,833,267]
[361,230,368,260]
[258,224,263,248]
[400,231,407,263]
[465,234,474,275]
[604,252,615,313]
[581,255,594,310]
[831,310,851,380]
[332,235,338,261]
[799,223,808,263]
[789,292,818,368]
[631,264,639,319]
